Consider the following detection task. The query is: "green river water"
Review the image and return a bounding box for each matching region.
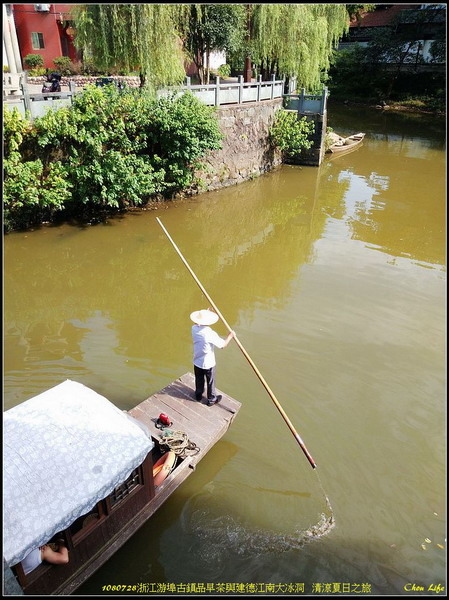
[3,104,446,595]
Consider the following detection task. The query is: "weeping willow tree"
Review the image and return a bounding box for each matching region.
[242,4,349,90]
[72,4,188,87]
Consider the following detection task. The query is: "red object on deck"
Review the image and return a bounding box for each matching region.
[158,413,171,427]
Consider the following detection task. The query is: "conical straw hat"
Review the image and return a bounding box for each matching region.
[190,309,219,326]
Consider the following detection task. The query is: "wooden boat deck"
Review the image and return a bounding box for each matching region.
[58,373,241,594]
[130,372,240,464]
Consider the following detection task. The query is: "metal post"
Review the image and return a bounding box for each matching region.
[238,75,243,104]
[215,76,220,106]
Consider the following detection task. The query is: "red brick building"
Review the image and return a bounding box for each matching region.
[11,3,78,69]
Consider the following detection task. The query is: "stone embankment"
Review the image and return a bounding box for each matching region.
[194,98,283,192]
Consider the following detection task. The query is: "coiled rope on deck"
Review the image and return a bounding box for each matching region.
[159,428,200,458]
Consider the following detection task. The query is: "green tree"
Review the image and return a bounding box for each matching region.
[328,44,380,101]
[429,39,446,63]
[364,6,446,99]
[345,4,376,24]
[229,4,349,89]
[181,4,245,84]
[328,6,446,104]
[72,4,186,88]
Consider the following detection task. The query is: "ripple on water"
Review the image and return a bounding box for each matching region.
[182,491,335,558]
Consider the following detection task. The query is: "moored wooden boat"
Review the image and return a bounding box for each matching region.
[4,374,241,595]
[326,132,365,154]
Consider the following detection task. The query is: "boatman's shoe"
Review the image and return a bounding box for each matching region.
[207,395,222,406]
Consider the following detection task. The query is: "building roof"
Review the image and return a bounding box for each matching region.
[3,380,154,567]
[349,4,420,28]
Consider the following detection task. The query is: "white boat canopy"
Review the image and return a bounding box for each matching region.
[3,380,154,567]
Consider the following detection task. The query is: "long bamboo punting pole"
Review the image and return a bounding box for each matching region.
[156,217,317,469]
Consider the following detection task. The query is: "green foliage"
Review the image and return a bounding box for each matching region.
[29,67,47,77]
[181,5,246,84]
[145,92,223,190]
[24,54,44,70]
[72,5,186,87]
[328,44,380,100]
[3,107,32,157]
[346,5,376,22]
[429,40,446,64]
[329,5,446,101]
[227,5,348,88]
[52,56,75,75]
[4,157,72,221]
[270,110,315,159]
[328,39,446,104]
[3,109,72,230]
[79,57,101,75]
[217,64,231,78]
[3,88,223,230]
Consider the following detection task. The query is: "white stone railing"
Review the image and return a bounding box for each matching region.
[178,75,285,106]
[3,74,287,119]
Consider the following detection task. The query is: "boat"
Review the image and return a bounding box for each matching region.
[3,374,241,595]
[326,132,365,154]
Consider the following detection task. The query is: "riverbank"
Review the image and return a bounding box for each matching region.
[330,98,445,118]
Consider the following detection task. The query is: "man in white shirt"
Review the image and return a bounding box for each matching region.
[190,309,235,406]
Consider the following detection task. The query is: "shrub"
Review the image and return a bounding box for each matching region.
[29,67,46,77]
[3,87,223,229]
[52,56,76,75]
[3,107,72,230]
[145,91,223,191]
[24,54,44,70]
[270,109,315,159]
[3,65,10,73]
[217,64,231,78]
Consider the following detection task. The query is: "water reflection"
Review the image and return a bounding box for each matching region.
[320,150,445,266]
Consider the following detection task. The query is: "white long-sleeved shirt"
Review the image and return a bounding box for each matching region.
[192,325,226,369]
[21,547,42,574]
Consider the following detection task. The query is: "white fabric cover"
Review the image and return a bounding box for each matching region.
[3,380,154,567]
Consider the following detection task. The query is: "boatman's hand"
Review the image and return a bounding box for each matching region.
[224,330,236,346]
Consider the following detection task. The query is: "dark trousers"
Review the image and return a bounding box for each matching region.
[194,365,217,401]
